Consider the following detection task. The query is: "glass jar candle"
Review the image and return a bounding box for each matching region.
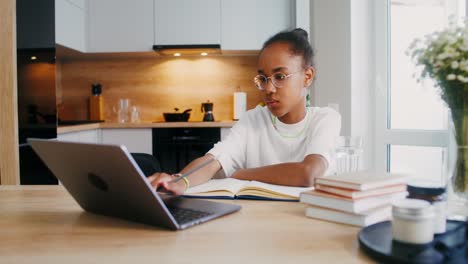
[407,183,447,234]
[392,198,435,244]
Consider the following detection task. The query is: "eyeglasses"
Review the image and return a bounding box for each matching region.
[253,70,304,91]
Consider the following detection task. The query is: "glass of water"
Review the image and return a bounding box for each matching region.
[113,98,130,123]
[335,136,363,174]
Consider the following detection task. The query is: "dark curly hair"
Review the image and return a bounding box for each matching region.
[261,28,315,68]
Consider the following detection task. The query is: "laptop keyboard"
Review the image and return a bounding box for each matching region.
[168,207,213,225]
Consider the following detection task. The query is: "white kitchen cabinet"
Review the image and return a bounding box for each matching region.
[79,129,101,143]
[57,129,100,143]
[101,128,152,154]
[55,0,86,52]
[154,0,221,45]
[87,0,154,52]
[221,0,294,50]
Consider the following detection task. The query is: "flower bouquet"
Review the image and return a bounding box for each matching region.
[408,19,468,198]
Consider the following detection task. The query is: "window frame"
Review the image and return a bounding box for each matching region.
[373,0,459,173]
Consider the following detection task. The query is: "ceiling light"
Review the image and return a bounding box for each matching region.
[30,56,37,60]
[173,53,181,57]
[200,52,208,56]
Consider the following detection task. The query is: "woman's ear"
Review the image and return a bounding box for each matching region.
[304,66,315,88]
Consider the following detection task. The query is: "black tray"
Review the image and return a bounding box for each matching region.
[358,220,467,264]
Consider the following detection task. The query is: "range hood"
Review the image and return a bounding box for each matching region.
[152,44,221,56]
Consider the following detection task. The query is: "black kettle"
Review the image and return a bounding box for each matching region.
[201,100,214,122]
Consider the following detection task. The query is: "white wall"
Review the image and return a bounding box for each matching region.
[310,0,374,170]
[310,0,351,135]
[295,0,310,33]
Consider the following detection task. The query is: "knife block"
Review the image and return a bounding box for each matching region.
[89,95,104,120]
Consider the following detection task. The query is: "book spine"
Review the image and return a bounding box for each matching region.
[316,184,408,199]
[305,206,391,227]
[315,179,361,190]
[300,191,406,213]
[305,206,363,226]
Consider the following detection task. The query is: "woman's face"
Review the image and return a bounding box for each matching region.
[257,42,314,123]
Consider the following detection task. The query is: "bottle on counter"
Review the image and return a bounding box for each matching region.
[89,83,104,121]
[233,86,246,120]
[130,106,140,123]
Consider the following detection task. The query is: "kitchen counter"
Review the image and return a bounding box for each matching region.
[57,121,236,134]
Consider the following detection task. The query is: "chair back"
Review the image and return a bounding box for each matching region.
[131,153,161,177]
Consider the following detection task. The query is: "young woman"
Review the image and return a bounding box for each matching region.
[149,28,341,195]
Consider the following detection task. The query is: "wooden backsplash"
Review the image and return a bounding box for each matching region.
[18,62,56,126]
[57,55,263,122]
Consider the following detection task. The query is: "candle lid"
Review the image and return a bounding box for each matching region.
[407,183,446,196]
[392,198,434,219]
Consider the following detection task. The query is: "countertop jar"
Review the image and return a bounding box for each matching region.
[407,183,447,234]
[392,198,435,244]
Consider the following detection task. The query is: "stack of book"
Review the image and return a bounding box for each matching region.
[300,172,408,227]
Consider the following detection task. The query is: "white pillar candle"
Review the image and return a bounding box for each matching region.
[392,199,435,244]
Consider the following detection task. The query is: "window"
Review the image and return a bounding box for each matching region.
[374,0,466,183]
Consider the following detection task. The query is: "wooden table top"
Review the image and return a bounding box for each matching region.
[0,186,372,263]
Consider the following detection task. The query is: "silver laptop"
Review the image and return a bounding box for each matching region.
[28,138,241,230]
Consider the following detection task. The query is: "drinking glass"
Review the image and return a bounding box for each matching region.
[113,98,130,123]
[118,98,129,111]
[335,136,363,174]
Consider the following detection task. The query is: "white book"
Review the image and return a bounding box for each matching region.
[305,205,392,227]
[300,190,407,213]
[315,172,408,191]
[315,184,407,199]
[184,178,314,201]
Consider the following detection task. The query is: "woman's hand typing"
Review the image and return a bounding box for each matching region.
[147,172,187,196]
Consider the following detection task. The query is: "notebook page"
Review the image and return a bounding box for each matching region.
[185,178,248,195]
[243,181,314,198]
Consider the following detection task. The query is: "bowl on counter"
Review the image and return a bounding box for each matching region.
[163,108,192,122]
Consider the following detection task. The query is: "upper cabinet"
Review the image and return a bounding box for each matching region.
[87,0,154,52]
[154,0,221,45]
[221,0,294,50]
[59,0,303,53]
[55,0,86,52]
[17,0,55,49]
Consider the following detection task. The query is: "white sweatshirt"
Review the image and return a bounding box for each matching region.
[208,105,342,177]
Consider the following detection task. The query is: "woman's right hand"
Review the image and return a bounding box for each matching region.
[147,172,187,196]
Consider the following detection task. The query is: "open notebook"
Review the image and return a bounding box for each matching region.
[183,178,314,201]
